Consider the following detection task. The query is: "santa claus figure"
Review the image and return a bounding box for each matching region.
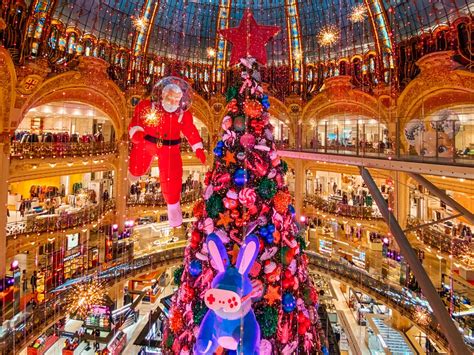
[128,77,206,228]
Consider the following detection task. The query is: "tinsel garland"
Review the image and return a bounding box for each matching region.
[205,194,224,218]
[173,265,184,286]
[255,306,278,337]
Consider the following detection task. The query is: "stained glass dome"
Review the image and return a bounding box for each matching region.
[49,0,472,64]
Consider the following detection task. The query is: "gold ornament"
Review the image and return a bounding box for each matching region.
[349,4,367,23]
[317,25,340,47]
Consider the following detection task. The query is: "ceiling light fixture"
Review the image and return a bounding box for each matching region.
[207,47,216,58]
[349,4,367,23]
[132,16,148,31]
[317,25,340,47]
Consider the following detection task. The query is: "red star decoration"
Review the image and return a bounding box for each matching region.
[218,9,280,66]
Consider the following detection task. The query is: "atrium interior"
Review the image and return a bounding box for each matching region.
[0,0,473,354]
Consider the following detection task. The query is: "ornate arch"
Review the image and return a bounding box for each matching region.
[302,76,388,124]
[191,92,213,131]
[0,47,17,133]
[268,96,290,122]
[397,51,474,127]
[17,57,128,137]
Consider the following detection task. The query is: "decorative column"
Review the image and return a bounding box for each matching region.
[394,171,409,229]
[284,0,303,92]
[128,0,161,84]
[0,136,9,278]
[363,0,394,82]
[21,0,58,60]
[214,0,232,92]
[115,137,129,230]
[294,159,304,220]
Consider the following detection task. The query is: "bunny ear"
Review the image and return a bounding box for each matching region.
[206,233,229,273]
[236,234,259,275]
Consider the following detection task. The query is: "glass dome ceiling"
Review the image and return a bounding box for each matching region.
[52,0,472,64]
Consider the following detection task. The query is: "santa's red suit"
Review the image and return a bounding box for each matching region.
[128,99,205,227]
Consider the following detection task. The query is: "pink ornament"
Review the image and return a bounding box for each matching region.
[267,168,277,178]
[204,184,214,200]
[213,172,231,191]
[203,217,214,234]
[240,133,256,148]
[223,130,236,146]
[222,116,232,130]
[238,187,257,207]
[254,144,270,151]
[260,339,272,355]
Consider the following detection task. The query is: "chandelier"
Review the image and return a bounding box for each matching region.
[317,25,340,47]
[349,4,367,23]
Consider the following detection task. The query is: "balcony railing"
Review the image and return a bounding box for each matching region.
[304,194,382,220]
[279,118,474,166]
[10,141,118,160]
[6,200,115,237]
[0,245,185,354]
[305,251,465,351]
[127,188,202,207]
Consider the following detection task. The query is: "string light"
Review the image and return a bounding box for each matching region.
[349,4,367,23]
[317,25,340,47]
[67,279,106,318]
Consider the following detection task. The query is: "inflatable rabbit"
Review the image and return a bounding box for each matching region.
[194,234,261,354]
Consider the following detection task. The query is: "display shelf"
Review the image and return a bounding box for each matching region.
[27,334,59,355]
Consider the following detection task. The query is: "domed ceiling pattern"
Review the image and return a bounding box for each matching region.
[51,0,472,65]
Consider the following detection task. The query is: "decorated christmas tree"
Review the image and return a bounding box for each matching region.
[163,10,324,354]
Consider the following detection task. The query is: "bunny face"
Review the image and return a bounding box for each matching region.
[205,233,259,319]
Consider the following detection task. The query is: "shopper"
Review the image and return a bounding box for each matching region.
[30,271,37,293]
[22,270,28,292]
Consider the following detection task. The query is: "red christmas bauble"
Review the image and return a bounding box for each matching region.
[297,312,311,335]
[190,230,202,249]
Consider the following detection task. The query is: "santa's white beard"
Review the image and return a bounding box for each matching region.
[162,101,179,113]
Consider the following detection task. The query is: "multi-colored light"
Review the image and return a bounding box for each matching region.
[67,279,106,318]
[349,4,368,23]
[317,25,340,47]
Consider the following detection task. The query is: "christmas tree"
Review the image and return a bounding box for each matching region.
[163,11,324,354]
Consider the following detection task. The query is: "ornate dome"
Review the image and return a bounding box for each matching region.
[50,0,470,64]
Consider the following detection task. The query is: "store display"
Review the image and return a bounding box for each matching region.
[107,331,127,355]
[27,328,59,355]
[85,306,111,330]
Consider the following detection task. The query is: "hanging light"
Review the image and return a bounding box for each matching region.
[67,279,106,318]
[413,306,430,326]
[349,4,367,23]
[132,16,148,31]
[144,107,161,126]
[207,47,216,58]
[317,25,340,47]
